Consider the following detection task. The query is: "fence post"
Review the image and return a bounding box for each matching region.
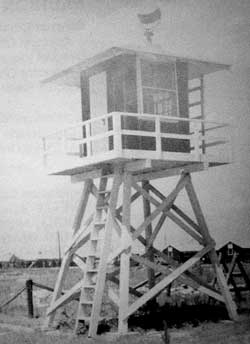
[26,279,34,318]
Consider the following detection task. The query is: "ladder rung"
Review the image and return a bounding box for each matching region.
[188,86,201,92]
[77,315,104,322]
[83,284,96,289]
[96,205,109,209]
[80,300,93,305]
[86,269,98,273]
[88,253,100,258]
[98,190,111,194]
[189,101,201,108]
[77,316,91,322]
[94,222,105,226]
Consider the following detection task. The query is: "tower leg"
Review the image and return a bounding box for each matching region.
[118,173,132,334]
[185,174,238,321]
[43,180,92,329]
[88,169,122,337]
[142,180,155,289]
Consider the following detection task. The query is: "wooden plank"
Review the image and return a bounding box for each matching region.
[142,180,155,288]
[133,272,162,290]
[71,169,113,183]
[130,253,224,304]
[70,232,91,255]
[73,179,92,235]
[204,140,227,148]
[188,86,201,92]
[65,214,93,254]
[148,213,167,247]
[118,173,132,334]
[200,76,205,154]
[119,248,131,333]
[107,275,142,298]
[185,175,238,321]
[43,252,72,328]
[108,288,119,307]
[136,54,143,113]
[132,180,162,208]
[126,245,213,319]
[131,254,168,275]
[116,191,141,216]
[132,174,188,240]
[88,171,122,337]
[171,204,201,234]
[134,162,205,182]
[184,271,224,303]
[125,159,152,172]
[73,254,86,271]
[189,101,201,108]
[46,281,82,316]
[167,211,204,245]
[117,213,224,303]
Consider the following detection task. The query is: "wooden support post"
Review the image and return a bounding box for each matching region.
[185,174,238,321]
[142,180,155,289]
[44,180,92,329]
[88,170,122,337]
[118,173,132,334]
[26,279,34,318]
[73,179,92,235]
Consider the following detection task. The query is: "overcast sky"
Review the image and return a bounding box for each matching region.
[0,0,250,259]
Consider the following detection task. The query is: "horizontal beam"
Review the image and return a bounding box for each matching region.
[134,163,206,182]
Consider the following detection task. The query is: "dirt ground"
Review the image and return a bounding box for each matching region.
[0,313,249,344]
[1,266,250,343]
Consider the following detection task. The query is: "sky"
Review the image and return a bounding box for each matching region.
[0,0,250,259]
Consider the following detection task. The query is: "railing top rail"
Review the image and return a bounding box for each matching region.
[43,112,229,140]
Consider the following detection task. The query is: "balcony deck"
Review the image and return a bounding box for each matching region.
[43,112,231,180]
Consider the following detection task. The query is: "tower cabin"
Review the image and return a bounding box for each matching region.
[43,46,231,178]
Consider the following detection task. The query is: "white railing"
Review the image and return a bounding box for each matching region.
[43,112,231,172]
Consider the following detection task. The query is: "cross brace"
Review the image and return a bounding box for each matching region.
[43,169,238,338]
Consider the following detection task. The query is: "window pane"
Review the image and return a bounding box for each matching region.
[141,60,176,89]
[143,88,177,117]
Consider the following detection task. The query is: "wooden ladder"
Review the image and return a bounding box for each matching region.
[75,171,121,337]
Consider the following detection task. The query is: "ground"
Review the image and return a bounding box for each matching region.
[0,313,250,344]
[1,266,250,343]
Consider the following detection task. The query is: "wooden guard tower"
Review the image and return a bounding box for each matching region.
[42,45,238,337]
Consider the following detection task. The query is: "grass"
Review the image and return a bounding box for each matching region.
[1,265,250,343]
[0,315,250,344]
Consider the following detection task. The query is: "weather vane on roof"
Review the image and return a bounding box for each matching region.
[137,7,161,44]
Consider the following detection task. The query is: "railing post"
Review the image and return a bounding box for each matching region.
[155,116,161,158]
[114,113,122,154]
[26,279,34,318]
[85,122,91,157]
[193,122,201,160]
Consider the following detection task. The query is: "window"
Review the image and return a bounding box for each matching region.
[227,243,233,256]
[141,59,178,117]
